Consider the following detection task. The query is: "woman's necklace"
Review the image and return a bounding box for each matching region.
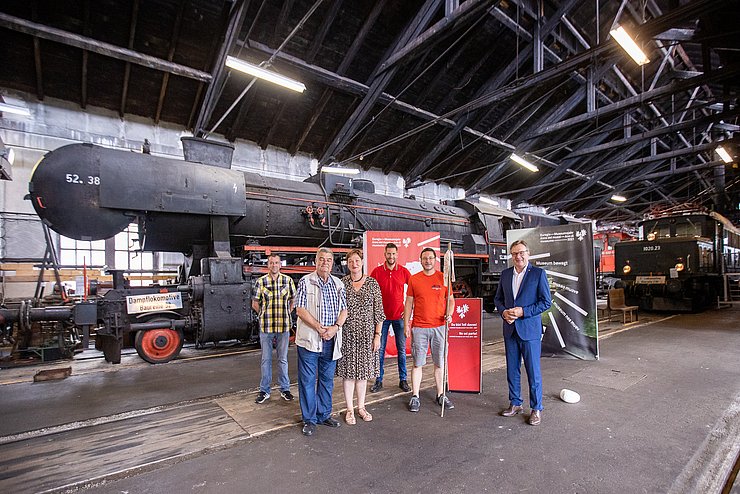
[351,274,364,283]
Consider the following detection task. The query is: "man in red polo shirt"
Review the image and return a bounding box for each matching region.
[369,243,412,393]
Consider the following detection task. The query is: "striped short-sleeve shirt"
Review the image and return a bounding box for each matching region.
[254,273,296,333]
[295,274,347,327]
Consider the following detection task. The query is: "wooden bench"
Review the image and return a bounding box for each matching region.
[607,288,639,323]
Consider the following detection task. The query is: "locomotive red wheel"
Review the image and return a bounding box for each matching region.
[135,328,183,364]
[452,279,473,298]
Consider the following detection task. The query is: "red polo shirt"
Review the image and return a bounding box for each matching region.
[370,263,411,320]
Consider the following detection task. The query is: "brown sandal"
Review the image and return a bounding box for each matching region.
[358,408,373,422]
[345,409,356,425]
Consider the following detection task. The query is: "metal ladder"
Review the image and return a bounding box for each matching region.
[721,274,740,306]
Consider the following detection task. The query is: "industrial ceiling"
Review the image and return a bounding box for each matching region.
[0,0,738,223]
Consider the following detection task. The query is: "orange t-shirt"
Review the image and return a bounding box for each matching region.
[407,270,447,328]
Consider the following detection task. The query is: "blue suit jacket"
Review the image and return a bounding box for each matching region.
[494,264,552,341]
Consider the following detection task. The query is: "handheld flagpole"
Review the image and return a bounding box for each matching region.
[441,242,455,417]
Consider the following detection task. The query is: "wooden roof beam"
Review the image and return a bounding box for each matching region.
[259,99,289,149]
[377,0,498,74]
[289,89,331,155]
[273,0,294,47]
[319,0,443,166]
[193,0,248,136]
[30,2,44,101]
[305,0,343,64]
[571,160,725,216]
[120,0,140,117]
[545,143,652,210]
[528,65,740,139]
[155,0,186,124]
[242,39,513,151]
[289,1,385,155]
[404,0,581,185]
[563,108,740,159]
[0,11,212,82]
[81,0,90,109]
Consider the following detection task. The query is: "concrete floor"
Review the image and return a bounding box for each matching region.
[1,309,739,493]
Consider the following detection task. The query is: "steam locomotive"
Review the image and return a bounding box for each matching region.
[614,210,740,311]
[1,138,529,364]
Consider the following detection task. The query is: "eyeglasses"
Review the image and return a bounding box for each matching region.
[511,250,529,257]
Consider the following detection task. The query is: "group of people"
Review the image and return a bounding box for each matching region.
[251,239,552,436]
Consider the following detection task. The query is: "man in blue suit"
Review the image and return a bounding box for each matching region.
[494,239,552,426]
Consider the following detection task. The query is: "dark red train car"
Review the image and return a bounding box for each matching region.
[594,231,636,275]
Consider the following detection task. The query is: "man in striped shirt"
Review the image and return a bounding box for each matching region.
[294,247,347,436]
[252,254,296,404]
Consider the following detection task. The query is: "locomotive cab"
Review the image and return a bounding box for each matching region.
[615,211,739,311]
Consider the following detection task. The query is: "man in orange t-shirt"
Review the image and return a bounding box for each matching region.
[403,247,454,413]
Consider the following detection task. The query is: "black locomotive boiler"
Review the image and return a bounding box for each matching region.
[615,210,740,311]
[3,138,523,364]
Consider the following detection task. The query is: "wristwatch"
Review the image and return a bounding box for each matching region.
[337,324,343,331]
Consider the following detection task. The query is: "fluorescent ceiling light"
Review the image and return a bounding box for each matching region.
[610,25,650,66]
[611,194,627,202]
[225,56,306,93]
[510,153,539,172]
[479,196,500,206]
[716,145,733,163]
[0,102,31,116]
[321,165,359,175]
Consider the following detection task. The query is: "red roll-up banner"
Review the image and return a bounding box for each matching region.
[447,298,482,393]
[363,231,440,357]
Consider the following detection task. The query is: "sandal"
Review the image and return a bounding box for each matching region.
[345,409,356,425]
[358,408,373,422]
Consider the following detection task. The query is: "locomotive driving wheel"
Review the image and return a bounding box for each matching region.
[135,328,183,364]
[452,279,473,298]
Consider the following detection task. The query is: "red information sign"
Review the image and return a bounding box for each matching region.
[363,231,440,357]
[447,298,482,393]
[363,230,441,276]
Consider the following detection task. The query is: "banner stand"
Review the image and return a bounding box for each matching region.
[447,298,483,393]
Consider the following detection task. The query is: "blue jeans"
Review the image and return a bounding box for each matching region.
[378,319,407,382]
[297,341,336,425]
[259,331,290,394]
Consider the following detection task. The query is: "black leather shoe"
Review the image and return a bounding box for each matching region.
[399,380,411,392]
[320,417,341,428]
[501,404,524,417]
[370,380,383,393]
[302,423,316,436]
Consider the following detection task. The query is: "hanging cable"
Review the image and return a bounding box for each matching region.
[419,78,573,179]
[337,67,573,166]
[339,6,494,151]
